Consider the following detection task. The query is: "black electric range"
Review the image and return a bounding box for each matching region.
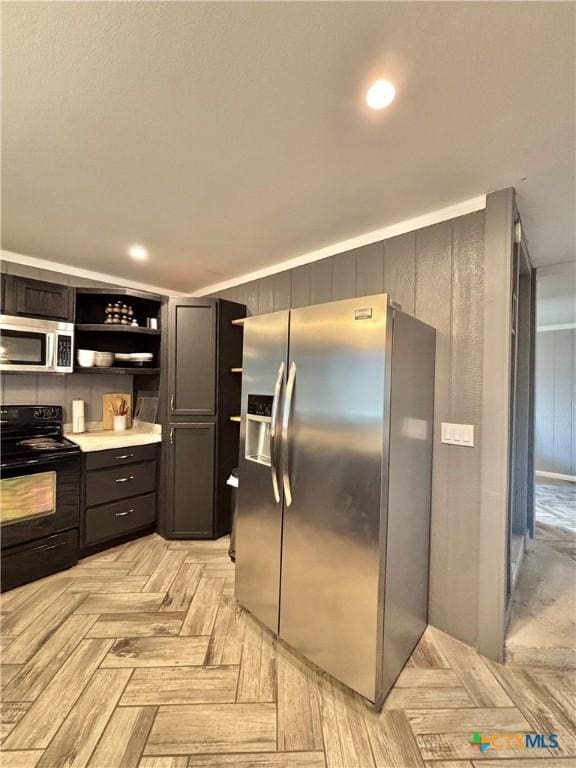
[1,405,81,591]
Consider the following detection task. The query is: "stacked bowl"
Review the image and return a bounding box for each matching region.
[94,352,114,368]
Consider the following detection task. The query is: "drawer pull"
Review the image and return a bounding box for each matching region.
[115,453,135,460]
[115,475,134,483]
[115,509,134,517]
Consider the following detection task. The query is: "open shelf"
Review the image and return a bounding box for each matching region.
[75,290,162,374]
[230,367,243,373]
[76,324,161,335]
[73,367,160,375]
[229,416,241,423]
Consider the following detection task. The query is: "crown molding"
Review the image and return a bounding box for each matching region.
[1,193,488,298]
[1,250,183,296]
[191,194,487,296]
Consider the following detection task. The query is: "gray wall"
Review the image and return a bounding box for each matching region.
[1,260,132,424]
[535,328,576,476]
[212,210,485,648]
[0,372,133,426]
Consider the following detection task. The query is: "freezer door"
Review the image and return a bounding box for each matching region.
[235,310,289,633]
[279,294,391,701]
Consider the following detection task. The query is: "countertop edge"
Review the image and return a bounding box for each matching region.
[65,426,162,453]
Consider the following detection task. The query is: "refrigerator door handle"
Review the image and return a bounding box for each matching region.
[269,361,285,503]
[281,361,296,507]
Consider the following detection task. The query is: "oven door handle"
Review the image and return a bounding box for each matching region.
[28,540,67,554]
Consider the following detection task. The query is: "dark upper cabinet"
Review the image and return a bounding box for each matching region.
[167,423,215,537]
[168,300,216,416]
[2,275,74,322]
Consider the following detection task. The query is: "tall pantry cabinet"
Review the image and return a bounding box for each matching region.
[159,298,245,539]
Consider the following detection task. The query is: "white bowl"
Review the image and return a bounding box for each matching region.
[130,353,154,360]
[77,350,96,367]
[94,352,114,368]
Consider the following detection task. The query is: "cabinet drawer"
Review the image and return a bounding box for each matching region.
[86,461,156,507]
[86,443,158,471]
[85,494,156,545]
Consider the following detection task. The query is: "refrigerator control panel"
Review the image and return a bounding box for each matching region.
[247,394,273,418]
[246,394,273,466]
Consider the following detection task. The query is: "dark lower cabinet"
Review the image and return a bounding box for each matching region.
[85,461,156,507]
[85,493,156,545]
[81,444,159,551]
[159,298,245,539]
[167,423,215,538]
[1,275,74,321]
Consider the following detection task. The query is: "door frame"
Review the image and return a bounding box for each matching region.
[477,188,535,662]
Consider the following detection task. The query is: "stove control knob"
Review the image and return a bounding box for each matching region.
[34,407,53,419]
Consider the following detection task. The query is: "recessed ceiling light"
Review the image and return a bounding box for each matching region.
[366,79,396,110]
[128,245,148,261]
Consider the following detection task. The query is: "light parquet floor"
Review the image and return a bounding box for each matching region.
[1,533,575,768]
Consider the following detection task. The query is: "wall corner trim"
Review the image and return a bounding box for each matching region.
[191,194,487,297]
[477,187,515,662]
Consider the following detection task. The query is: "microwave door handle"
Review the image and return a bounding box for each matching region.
[46,333,56,369]
[281,361,296,507]
[269,361,285,503]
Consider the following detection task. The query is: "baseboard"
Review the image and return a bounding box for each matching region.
[535,470,576,483]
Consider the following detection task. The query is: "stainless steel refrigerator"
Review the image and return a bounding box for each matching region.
[235,293,435,707]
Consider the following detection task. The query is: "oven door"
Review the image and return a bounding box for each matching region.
[1,453,80,549]
[0,318,54,372]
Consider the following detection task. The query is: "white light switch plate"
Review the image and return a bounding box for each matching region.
[441,422,474,447]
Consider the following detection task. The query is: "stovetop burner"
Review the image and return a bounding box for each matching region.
[2,435,81,467]
[1,405,81,468]
[18,437,69,451]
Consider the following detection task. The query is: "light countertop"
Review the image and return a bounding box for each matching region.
[65,421,162,452]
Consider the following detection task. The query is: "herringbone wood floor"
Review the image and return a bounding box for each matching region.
[1,533,574,768]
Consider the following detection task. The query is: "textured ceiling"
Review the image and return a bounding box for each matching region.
[2,2,574,293]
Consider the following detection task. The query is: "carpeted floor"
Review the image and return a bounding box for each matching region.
[506,478,576,669]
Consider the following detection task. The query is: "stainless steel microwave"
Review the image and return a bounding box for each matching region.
[0,315,74,373]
